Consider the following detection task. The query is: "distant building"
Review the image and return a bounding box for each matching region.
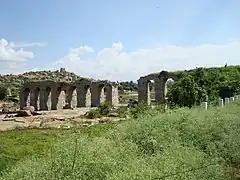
[60,68,66,73]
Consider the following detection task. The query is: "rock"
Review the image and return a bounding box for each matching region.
[16,110,32,117]
[0,121,25,131]
[108,112,118,117]
[23,106,35,113]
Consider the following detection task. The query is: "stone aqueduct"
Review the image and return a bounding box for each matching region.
[20,79,119,110]
[19,70,176,110]
[138,71,178,105]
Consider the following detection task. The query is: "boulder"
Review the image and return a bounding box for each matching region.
[23,106,35,113]
[107,112,118,117]
[16,110,32,117]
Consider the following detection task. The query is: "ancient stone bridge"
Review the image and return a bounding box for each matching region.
[20,79,119,110]
[138,71,178,105]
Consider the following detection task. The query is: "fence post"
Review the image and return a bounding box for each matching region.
[230,97,235,102]
[225,97,230,105]
[234,95,238,100]
[219,98,224,108]
[201,102,208,110]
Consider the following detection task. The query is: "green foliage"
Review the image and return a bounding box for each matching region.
[167,66,240,107]
[1,103,240,179]
[0,84,7,100]
[85,102,113,119]
[85,109,101,119]
[119,81,138,92]
[98,102,112,116]
[129,102,151,118]
[116,106,128,118]
[167,75,207,108]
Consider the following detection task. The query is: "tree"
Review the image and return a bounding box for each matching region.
[0,84,7,100]
[167,75,206,108]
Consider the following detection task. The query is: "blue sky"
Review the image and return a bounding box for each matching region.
[0,0,240,81]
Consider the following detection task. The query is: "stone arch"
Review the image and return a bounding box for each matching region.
[157,71,178,102]
[44,87,51,110]
[165,78,175,96]
[23,88,30,107]
[99,84,107,104]
[85,85,91,107]
[33,87,40,110]
[65,86,77,109]
[56,86,66,110]
[138,71,179,104]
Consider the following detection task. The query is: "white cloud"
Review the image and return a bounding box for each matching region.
[0,38,46,74]
[54,41,240,81]
[0,39,34,61]
[9,42,46,48]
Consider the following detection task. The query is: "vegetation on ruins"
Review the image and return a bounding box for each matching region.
[1,102,240,179]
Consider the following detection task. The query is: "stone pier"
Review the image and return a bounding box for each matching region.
[20,80,119,110]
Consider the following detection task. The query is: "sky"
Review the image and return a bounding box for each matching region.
[0,0,240,81]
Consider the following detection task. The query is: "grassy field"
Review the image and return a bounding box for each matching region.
[0,102,240,179]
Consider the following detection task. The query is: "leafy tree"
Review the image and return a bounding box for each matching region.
[0,84,7,100]
[167,75,206,108]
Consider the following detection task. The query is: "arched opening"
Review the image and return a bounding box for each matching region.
[164,78,175,102]
[165,78,174,95]
[34,87,40,110]
[23,88,30,107]
[65,86,77,109]
[100,85,106,104]
[71,87,77,109]
[45,87,51,110]
[56,87,66,110]
[85,85,91,107]
[149,80,155,104]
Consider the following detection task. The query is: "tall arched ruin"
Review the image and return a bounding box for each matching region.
[20,80,119,110]
[138,71,178,105]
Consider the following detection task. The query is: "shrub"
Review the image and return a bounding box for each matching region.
[0,84,7,100]
[98,102,112,116]
[167,75,207,108]
[85,109,101,119]
[129,102,151,118]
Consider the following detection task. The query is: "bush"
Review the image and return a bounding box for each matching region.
[0,84,7,100]
[167,75,207,108]
[129,102,151,118]
[98,102,112,116]
[85,109,101,119]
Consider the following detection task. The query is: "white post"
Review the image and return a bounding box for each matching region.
[225,98,230,105]
[219,98,224,108]
[234,95,238,100]
[201,102,208,110]
[238,95,240,100]
[230,97,235,102]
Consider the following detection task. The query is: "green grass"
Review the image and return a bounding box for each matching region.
[0,102,240,179]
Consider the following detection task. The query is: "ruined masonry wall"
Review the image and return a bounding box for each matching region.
[20,81,119,110]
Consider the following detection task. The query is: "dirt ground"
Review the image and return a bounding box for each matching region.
[0,107,126,132]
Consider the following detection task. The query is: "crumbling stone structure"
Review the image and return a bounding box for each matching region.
[138,71,178,105]
[20,80,119,110]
